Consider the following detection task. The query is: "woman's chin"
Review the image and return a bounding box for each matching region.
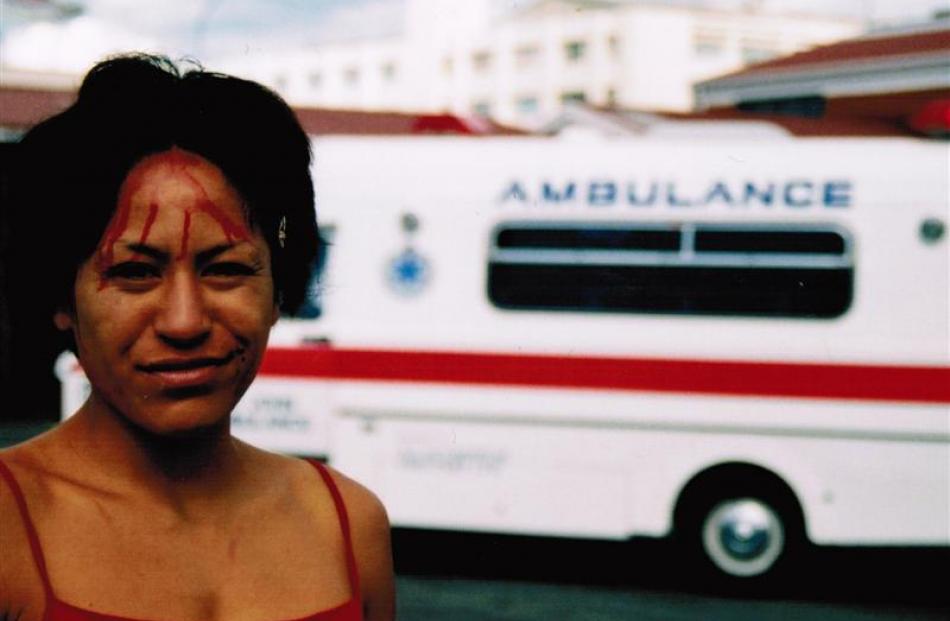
[106,393,237,439]
[140,415,229,439]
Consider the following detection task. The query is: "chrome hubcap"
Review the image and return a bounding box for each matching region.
[702,498,784,577]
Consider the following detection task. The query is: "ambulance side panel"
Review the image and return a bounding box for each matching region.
[289,137,949,545]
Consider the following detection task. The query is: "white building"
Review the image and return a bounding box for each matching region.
[215,0,861,129]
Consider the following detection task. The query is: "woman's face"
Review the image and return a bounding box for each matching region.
[56,148,279,435]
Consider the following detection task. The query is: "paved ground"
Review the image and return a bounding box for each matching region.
[395,575,948,621]
[392,529,949,620]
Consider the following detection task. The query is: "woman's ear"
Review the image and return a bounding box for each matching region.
[53,310,74,331]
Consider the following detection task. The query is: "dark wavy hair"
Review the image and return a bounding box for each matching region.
[12,53,320,326]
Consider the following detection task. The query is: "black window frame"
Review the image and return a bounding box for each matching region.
[487,221,854,319]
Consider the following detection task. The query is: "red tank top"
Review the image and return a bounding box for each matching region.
[0,459,362,621]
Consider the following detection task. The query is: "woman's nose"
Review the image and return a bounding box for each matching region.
[154,271,211,347]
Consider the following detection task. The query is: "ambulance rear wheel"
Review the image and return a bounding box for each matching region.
[699,496,786,579]
[677,469,805,585]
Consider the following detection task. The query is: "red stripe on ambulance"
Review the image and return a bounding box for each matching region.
[258,346,950,404]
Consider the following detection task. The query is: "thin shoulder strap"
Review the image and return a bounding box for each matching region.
[0,459,55,598]
[306,459,361,598]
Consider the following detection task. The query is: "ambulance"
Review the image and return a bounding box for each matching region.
[60,135,950,581]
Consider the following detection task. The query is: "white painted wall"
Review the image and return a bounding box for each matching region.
[214,0,860,127]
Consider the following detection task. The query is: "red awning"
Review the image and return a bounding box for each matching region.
[410,114,477,134]
[907,99,950,137]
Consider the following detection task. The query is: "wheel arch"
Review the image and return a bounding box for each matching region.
[671,461,808,542]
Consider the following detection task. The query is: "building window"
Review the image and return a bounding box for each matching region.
[487,223,853,318]
[737,96,826,118]
[442,56,454,75]
[344,67,360,86]
[607,35,620,58]
[606,88,617,107]
[472,50,493,72]
[516,96,539,115]
[560,91,586,104]
[694,31,725,56]
[472,100,492,117]
[381,62,397,81]
[564,40,587,62]
[515,44,540,68]
[308,72,323,89]
[741,40,777,64]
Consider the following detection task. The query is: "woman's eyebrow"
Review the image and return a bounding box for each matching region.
[195,243,241,264]
[122,242,169,261]
[119,242,241,263]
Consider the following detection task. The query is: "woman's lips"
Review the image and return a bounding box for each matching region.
[148,365,220,388]
[137,351,241,389]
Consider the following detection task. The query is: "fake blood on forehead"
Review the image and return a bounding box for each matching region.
[139,203,160,245]
[96,150,252,288]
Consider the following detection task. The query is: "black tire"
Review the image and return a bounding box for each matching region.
[678,477,805,587]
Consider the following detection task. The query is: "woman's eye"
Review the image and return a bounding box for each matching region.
[104,262,160,281]
[204,262,256,277]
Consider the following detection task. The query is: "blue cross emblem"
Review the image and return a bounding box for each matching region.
[388,248,430,295]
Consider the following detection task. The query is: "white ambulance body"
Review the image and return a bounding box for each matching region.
[60,136,950,579]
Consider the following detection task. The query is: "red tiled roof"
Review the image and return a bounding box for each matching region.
[293,107,523,135]
[712,27,950,82]
[675,88,948,135]
[820,88,950,121]
[0,86,523,136]
[657,108,912,137]
[0,87,76,129]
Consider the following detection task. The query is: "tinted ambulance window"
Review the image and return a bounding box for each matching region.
[295,225,335,319]
[488,222,853,318]
[694,230,845,254]
[497,227,680,251]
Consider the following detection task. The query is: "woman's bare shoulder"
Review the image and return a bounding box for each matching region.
[0,442,50,619]
[235,445,386,520]
[0,428,76,567]
[0,425,81,524]
[318,464,395,621]
[310,463,389,535]
[0,443,31,519]
[0,428,64,486]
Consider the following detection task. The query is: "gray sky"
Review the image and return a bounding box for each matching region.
[1,0,946,74]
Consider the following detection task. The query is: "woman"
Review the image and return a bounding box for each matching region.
[0,55,394,621]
